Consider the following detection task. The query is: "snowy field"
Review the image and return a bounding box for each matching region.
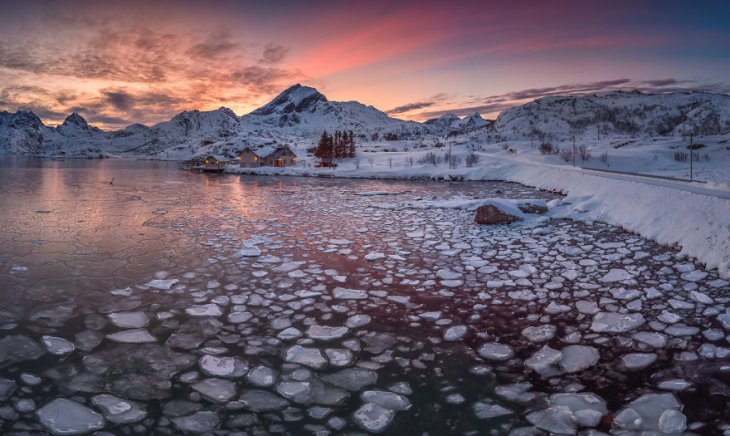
[1,160,729,434]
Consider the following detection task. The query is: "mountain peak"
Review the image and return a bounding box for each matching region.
[63,112,89,128]
[251,84,328,116]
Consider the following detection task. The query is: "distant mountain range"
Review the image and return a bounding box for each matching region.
[1,84,729,159]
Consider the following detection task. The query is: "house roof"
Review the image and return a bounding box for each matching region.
[240,145,295,158]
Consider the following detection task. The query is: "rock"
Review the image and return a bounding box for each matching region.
[0,335,45,369]
[42,336,75,355]
[36,398,105,435]
[474,204,520,225]
[91,394,147,424]
[171,410,219,433]
[517,201,548,214]
[353,403,395,433]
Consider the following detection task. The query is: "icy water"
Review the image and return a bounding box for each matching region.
[0,158,729,435]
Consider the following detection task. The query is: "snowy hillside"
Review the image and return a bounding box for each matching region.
[0,87,729,160]
[494,90,730,141]
[241,84,431,138]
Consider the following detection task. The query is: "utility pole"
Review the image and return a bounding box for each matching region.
[572,99,577,167]
[448,141,453,169]
[689,134,693,182]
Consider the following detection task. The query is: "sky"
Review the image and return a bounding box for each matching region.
[0,0,729,130]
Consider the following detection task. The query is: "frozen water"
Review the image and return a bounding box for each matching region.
[36,398,105,435]
[246,365,277,387]
[353,402,395,433]
[345,314,371,328]
[522,324,557,342]
[306,324,349,341]
[239,389,290,412]
[525,345,562,377]
[145,278,178,290]
[108,311,149,328]
[41,336,75,355]
[443,325,468,341]
[361,390,411,411]
[477,342,514,361]
[590,312,645,333]
[526,406,577,434]
[621,353,657,370]
[192,378,237,403]
[199,355,248,378]
[559,345,600,373]
[332,287,368,299]
[600,269,632,283]
[321,368,377,391]
[105,329,156,343]
[171,411,219,432]
[185,303,222,317]
[473,402,513,419]
[92,394,147,424]
[284,345,328,369]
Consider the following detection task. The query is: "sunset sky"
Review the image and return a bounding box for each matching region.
[1,0,729,130]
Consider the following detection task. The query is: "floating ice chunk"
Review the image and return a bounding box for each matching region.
[199,355,248,378]
[171,411,219,432]
[443,325,468,341]
[92,394,146,424]
[419,311,442,321]
[437,269,462,280]
[495,382,538,404]
[545,302,571,314]
[681,270,707,282]
[345,314,371,328]
[559,345,600,373]
[600,269,632,283]
[477,342,514,361]
[508,289,537,301]
[36,398,105,435]
[361,391,411,411]
[526,406,577,434]
[590,312,645,333]
[192,378,237,403]
[610,288,641,300]
[621,353,657,370]
[185,304,222,317]
[664,325,699,336]
[0,378,16,401]
[333,287,368,299]
[284,345,328,369]
[236,247,261,257]
[525,345,562,377]
[307,325,349,341]
[41,336,75,355]
[364,252,386,261]
[657,379,692,391]
[473,402,513,419]
[246,366,277,387]
[322,368,377,392]
[106,329,156,343]
[228,311,253,324]
[689,290,713,304]
[353,403,394,433]
[239,389,289,412]
[614,393,682,432]
[575,300,599,315]
[550,392,607,428]
[522,324,556,342]
[632,332,667,348]
[145,279,178,290]
[717,311,730,330]
[658,310,682,324]
[658,409,687,433]
[325,348,354,367]
[277,327,303,341]
[108,312,149,329]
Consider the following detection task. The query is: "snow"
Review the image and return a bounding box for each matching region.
[36,398,105,435]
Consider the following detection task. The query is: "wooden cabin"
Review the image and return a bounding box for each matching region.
[202,154,226,172]
[238,146,297,168]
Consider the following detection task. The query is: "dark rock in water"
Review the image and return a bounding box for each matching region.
[0,335,46,369]
[517,202,548,214]
[474,204,520,225]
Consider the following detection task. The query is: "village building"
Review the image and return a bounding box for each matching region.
[201,154,227,172]
[238,145,297,168]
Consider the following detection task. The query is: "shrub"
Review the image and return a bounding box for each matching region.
[466,154,480,167]
[577,145,591,161]
[539,142,554,155]
[673,151,688,162]
[559,148,574,162]
[599,152,609,164]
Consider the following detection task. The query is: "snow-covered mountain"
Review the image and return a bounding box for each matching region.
[424,112,492,135]
[1,87,729,159]
[494,90,730,141]
[241,84,430,137]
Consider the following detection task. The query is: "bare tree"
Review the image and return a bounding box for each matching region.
[577,145,591,161]
[354,157,361,169]
[368,157,374,167]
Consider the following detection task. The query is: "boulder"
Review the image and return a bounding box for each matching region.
[474,204,520,225]
[517,201,548,214]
